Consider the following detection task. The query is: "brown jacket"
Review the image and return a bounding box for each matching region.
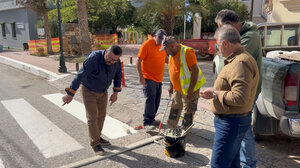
[210,47,259,115]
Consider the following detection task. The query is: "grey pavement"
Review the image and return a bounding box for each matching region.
[0,44,299,168]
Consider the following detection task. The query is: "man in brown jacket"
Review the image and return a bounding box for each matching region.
[200,25,259,168]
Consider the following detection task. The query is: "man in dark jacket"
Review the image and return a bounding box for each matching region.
[62,45,122,156]
[214,9,262,168]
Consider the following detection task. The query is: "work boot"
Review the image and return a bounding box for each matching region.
[151,120,161,126]
[99,137,111,146]
[93,145,105,156]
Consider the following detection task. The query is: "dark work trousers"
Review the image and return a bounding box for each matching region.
[143,79,162,126]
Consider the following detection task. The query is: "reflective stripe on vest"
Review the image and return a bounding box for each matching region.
[178,45,206,95]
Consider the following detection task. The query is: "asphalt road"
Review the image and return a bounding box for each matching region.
[0,61,299,168]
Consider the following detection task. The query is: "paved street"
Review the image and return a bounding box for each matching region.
[0,48,299,167]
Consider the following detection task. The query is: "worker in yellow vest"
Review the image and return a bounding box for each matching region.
[160,36,206,130]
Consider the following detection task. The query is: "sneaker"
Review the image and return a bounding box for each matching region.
[93,145,105,156]
[144,125,155,130]
[99,137,111,146]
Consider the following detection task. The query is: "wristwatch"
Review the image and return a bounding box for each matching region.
[213,90,217,100]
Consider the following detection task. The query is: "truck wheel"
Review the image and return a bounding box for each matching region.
[252,106,264,141]
[252,104,279,140]
[252,105,262,141]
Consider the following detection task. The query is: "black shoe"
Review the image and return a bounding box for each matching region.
[151,120,161,126]
[99,137,111,146]
[93,145,105,156]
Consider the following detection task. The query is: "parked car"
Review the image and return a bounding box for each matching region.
[182,32,216,60]
[214,22,300,139]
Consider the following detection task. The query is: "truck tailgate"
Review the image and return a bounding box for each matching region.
[262,58,294,109]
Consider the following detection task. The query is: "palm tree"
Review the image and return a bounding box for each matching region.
[17,0,53,54]
[77,0,92,55]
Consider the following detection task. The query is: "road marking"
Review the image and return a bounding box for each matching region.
[1,99,83,158]
[0,159,4,168]
[43,93,137,139]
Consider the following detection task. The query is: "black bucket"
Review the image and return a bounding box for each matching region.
[163,128,186,158]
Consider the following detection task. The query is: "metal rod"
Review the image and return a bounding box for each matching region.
[59,135,163,168]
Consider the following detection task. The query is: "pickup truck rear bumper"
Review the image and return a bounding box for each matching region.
[280,114,300,138]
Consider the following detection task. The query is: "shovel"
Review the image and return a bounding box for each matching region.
[158,94,172,134]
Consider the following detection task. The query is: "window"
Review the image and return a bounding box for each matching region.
[1,23,6,37]
[266,26,281,46]
[11,22,16,38]
[283,26,298,46]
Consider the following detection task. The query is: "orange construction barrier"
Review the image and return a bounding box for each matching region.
[93,34,118,50]
[121,62,126,87]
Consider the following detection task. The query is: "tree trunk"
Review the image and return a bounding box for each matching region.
[250,0,254,21]
[77,0,92,55]
[43,11,53,54]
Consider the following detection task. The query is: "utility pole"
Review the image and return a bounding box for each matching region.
[249,0,254,21]
[57,0,67,73]
[170,0,173,35]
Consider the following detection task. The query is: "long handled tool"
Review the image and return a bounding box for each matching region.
[158,95,172,134]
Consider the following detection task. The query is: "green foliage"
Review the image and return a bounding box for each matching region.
[49,18,58,38]
[134,12,161,36]
[35,19,44,29]
[48,0,78,23]
[221,0,249,22]
[88,0,135,34]
[134,0,249,35]
[48,0,135,34]
[34,18,58,38]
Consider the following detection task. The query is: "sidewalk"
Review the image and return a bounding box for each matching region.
[0,44,140,80]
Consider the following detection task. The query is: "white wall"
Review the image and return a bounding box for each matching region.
[269,0,300,22]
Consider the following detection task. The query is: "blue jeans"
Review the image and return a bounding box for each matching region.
[211,113,251,168]
[240,124,256,168]
[240,96,258,168]
[143,79,162,125]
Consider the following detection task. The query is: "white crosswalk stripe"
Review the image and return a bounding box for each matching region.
[0,159,4,168]
[43,93,137,139]
[1,99,83,158]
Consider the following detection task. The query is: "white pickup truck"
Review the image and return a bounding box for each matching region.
[253,22,300,138]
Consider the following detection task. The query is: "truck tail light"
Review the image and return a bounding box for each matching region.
[284,73,298,106]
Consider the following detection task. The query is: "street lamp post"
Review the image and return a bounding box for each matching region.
[57,0,67,73]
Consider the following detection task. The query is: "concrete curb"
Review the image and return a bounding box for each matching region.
[0,55,69,81]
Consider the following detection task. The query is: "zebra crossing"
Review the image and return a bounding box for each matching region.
[0,93,137,167]
[0,159,4,168]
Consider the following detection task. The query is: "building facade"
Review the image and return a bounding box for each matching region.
[265,0,300,22]
[238,0,267,24]
[0,0,38,49]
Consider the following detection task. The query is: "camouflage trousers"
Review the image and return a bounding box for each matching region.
[167,89,199,130]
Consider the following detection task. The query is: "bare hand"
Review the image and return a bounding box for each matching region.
[62,94,73,106]
[139,76,146,85]
[109,92,118,106]
[199,88,214,99]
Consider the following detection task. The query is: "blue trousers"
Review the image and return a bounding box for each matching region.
[143,79,162,125]
[240,123,256,168]
[240,96,258,168]
[211,113,251,168]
